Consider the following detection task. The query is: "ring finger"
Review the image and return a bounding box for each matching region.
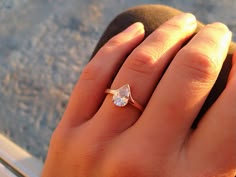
[93,13,198,134]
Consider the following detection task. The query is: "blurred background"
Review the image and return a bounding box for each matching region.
[0,0,236,161]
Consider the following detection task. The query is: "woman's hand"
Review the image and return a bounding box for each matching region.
[41,13,236,177]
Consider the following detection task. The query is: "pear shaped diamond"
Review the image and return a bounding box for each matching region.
[112,84,130,107]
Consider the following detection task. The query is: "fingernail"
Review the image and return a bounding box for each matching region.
[123,22,144,34]
[179,13,197,25]
[209,22,230,31]
[227,30,232,40]
[208,22,232,39]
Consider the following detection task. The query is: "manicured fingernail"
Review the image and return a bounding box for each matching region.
[123,22,144,34]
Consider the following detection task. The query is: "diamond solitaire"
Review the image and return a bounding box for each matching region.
[112,84,130,107]
[105,84,144,112]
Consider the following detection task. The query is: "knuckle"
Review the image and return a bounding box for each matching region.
[163,20,183,32]
[151,29,172,44]
[107,35,125,48]
[98,35,125,55]
[179,49,219,81]
[201,36,218,50]
[152,21,184,43]
[125,48,157,75]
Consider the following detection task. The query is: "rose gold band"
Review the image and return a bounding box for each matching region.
[105,89,117,95]
[127,94,144,112]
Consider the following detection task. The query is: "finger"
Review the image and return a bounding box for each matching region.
[93,13,197,134]
[61,22,145,127]
[136,23,232,148]
[184,51,236,175]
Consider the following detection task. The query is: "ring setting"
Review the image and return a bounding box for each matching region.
[105,84,144,112]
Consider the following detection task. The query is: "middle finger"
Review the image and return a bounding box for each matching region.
[136,22,232,149]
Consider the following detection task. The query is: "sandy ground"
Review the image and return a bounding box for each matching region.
[0,0,236,161]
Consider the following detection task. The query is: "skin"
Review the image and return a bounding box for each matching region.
[41,13,236,177]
